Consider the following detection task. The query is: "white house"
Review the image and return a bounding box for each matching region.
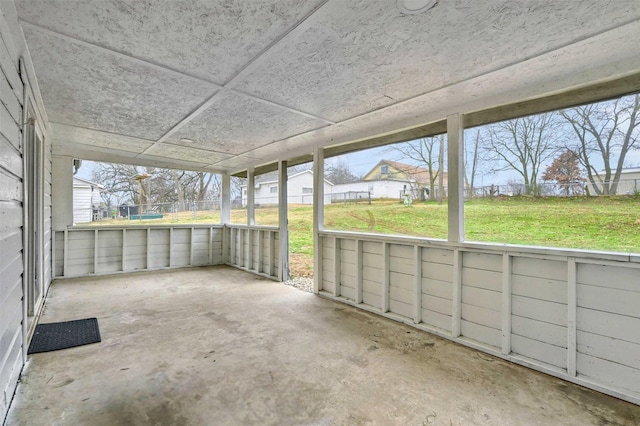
[587,168,640,195]
[72,176,103,224]
[333,160,445,201]
[242,170,333,205]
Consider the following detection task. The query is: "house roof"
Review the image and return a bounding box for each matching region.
[241,170,333,188]
[73,176,104,189]
[365,160,445,184]
[10,1,640,175]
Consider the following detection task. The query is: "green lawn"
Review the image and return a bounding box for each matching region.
[87,196,640,276]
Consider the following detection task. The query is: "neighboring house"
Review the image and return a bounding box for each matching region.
[587,168,640,194]
[73,176,103,224]
[242,170,333,206]
[333,160,448,200]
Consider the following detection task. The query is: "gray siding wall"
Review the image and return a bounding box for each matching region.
[1,6,52,418]
[0,11,24,418]
[319,231,640,405]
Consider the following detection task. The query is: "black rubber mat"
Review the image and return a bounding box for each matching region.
[28,318,101,354]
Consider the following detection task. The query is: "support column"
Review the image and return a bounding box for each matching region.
[221,173,231,264]
[221,173,231,224]
[247,167,255,226]
[313,147,325,294]
[278,161,289,281]
[51,155,74,229]
[447,113,465,242]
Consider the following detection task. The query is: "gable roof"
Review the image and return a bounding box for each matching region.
[364,160,446,184]
[73,176,104,189]
[241,170,334,188]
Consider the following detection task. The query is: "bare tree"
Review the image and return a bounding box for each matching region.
[464,129,482,197]
[560,94,640,195]
[387,136,444,200]
[325,159,360,184]
[484,112,561,195]
[92,162,145,207]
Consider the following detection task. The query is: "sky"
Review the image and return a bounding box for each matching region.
[75,136,640,188]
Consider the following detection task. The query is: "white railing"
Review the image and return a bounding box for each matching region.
[224,224,280,280]
[53,224,281,281]
[54,225,224,277]
[317,229,640,405]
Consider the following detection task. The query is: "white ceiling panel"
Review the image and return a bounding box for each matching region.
[9,0,640,173]
[22,25,219,140]
[144,144,233,164]
[232,0,640,122]
[164,91,329,155]
[16,0,327,84]
[50,123,155,153]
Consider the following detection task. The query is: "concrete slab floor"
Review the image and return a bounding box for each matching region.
[5,266,640,426]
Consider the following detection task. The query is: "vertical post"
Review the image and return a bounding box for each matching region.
[451,248,462,337]
[51,155,74,229]
[189,227,194,266]
[278,160,289,281]
[355,239,363,304]
[230,228,236,265]
[382,242,390,313]
[501,253,512,355]
[313,147,325,294]
[221,173,231,224]
[221,173,231,264]
[333,237,341,297]
[257,229,263,273]
[208,227,213,265]
[146,228,150,269]
[63,229,68,276]
[122,228,127,272]
[169,228,173,267]
[269,230,276,277]
[94,229,99,274]
[414,245,422,324]
[567,258,577,376]
[247,167,255,226]
[447,113,465,242]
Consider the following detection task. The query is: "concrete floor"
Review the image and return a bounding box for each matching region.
[5,266,640,425]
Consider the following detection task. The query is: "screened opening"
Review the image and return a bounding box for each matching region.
[463,92,640,253]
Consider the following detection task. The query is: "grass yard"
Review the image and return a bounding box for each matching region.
[87,196,640,277]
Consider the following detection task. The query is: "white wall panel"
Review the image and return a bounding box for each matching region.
[55,226,227,278]
[318,231,640,404]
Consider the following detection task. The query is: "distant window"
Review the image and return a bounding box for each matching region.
[270,185,278,193]
[302,187,312,194]
[243,189,247,195]
[381,165,388,174]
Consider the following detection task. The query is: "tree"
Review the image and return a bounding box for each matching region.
[560,94,640,195]
[92,163,143,207]
[386,136,444,200]
[464,129,482,198]
[542,150,585,195]
[325,159,360,184]
[484,112,561,195]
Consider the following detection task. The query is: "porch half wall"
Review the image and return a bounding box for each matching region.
[53,224,280,281]
[318,230,640,405]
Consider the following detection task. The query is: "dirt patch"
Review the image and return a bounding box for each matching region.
[289,252,313,278]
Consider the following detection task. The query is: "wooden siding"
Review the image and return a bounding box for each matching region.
[224,225,279,280]
[318,231,640,405]
[54,225,225,278]
[0,18,24,419]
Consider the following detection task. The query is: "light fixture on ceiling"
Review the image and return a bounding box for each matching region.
[397,0,437,15]
[180,138,194,144]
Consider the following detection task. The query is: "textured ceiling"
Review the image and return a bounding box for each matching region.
[12,0,640,173]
